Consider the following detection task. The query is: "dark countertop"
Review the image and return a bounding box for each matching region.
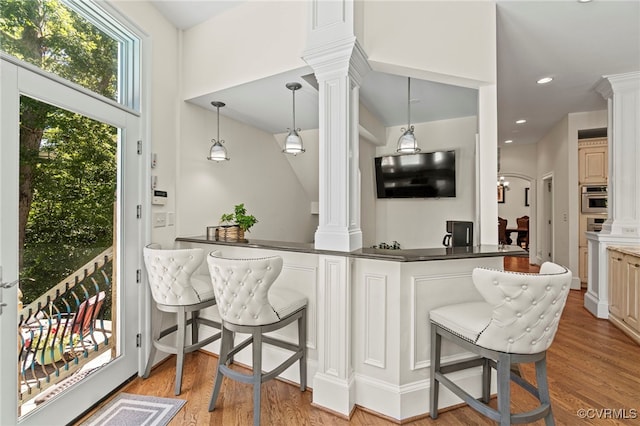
[176,235,528,262]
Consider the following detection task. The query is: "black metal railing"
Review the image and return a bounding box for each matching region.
[18,247,114,408]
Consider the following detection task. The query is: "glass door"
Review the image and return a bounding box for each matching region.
[1,58,142,426]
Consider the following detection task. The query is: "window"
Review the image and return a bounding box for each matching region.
[0,0,139,110]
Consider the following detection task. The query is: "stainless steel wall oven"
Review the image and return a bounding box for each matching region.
[581,185,607,214]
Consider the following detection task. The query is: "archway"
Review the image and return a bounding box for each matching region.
[498,172,537,265]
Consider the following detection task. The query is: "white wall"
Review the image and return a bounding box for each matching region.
[373,116,477,249]
[110,0,181,249]
[177,103,316,242]
[181,1,308,99]
[362,1,496,87]
[273,129,320,203]
[537,116,570,268]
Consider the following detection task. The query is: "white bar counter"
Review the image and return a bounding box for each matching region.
[176,236,525,421]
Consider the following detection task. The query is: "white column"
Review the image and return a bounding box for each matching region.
[304,39,369,252]
[303,0,369,253]
[477,84,499,245]
[311,255,354,416]
[586,72,640,318]
[302,0,371,417]
[596,72,640,237]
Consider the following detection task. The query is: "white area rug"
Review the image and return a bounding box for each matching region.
[80,393,185,426]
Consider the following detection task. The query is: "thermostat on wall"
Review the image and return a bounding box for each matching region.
[152,190,167,205]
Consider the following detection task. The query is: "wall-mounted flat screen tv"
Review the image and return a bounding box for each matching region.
[374,150,456,199]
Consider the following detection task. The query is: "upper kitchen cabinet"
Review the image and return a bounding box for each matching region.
[578,138,608,184]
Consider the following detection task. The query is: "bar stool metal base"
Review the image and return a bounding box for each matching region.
[430,322,554,425]
[209,306,307,426]
[143,299,221,395]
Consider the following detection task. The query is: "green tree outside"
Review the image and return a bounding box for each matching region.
[1,0,119,304]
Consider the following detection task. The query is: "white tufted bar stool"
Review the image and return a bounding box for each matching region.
[429,262,572,425]
[206,253,307,426]
[142,244,221,395]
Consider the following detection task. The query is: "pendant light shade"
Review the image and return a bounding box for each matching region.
[397,77,420,154]
[208,101,229,162]
[284,82,305,155]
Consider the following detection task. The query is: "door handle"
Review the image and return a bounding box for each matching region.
[1,278,21,289]
[0,268,33,315]
[0,277,19,316]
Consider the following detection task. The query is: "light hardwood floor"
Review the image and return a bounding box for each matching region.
[75,257,640,425]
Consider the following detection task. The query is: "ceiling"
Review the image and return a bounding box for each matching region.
[151,0,640,146]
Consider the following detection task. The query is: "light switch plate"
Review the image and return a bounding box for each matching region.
[153,212,166,228]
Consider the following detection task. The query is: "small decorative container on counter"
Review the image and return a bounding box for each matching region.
[207,225,245,241]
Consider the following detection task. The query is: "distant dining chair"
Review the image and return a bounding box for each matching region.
[143,244,221,395]
[498,217,511,245]
[206,253,307,426]
[516,215,530,250]
[429,262,572,425]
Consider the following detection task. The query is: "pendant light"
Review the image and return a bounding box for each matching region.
[496,148,509,189]
[497,175,510,189]
[208,101,229,162]
[283,82,305,155]
[396,77,420,153]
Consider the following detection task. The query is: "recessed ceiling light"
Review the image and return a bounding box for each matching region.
[578,0,592,3]
[504,140,513,144]
[516,119,527,124]
[537,77,553,84]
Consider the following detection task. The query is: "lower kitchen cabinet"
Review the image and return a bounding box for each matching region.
[608,246,640,345]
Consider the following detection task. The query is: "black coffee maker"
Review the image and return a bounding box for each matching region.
[442,221,474,247]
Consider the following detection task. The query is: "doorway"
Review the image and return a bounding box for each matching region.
[541,174,554,263]
[498,173,536,264]
[1,58,142,425]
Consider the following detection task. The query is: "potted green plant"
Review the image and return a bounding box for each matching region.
[218,203,258,241]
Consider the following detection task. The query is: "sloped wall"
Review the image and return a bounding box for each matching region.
[177,103,316,243]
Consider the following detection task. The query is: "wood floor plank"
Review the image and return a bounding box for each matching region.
[73,257,640,425]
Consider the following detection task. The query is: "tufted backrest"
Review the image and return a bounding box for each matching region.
[472,262,572,354]
[143,245,206,306]
[207,254,282,326]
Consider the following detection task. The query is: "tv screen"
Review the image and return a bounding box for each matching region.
[374,151,456,199]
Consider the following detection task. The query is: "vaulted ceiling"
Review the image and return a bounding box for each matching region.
[151,1,640,146]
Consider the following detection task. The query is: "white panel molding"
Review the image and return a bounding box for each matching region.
[311,0,345,30]
[410,272,474,370]
[280,263,318,349]
[307,0,353,53]
[354,366,495,420]
[312,255,355,416]
[363,273,387,368]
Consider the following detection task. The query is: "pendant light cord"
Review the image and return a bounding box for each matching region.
[292,89,296,130]
[407,77,411,128]
[216,105,220,142]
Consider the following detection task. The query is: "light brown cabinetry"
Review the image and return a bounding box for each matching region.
[579,246,589,284]
[608,246,640,345]
[578,138,608,184]
[578,138,608,286]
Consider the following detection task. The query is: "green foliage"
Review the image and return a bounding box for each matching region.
[0,0,118,99]
[1,0,119,304]
[220,203,258,232]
